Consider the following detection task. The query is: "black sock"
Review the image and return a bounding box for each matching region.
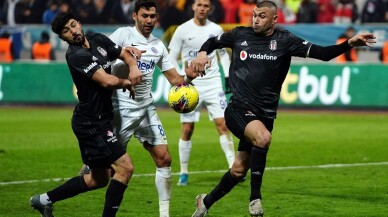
[250,147,269,201]
[102,179,127,217]
[203,170,239,209]
[47,175,90,203]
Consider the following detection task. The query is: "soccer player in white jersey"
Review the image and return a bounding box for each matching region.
[109,1,200,216]
[168,0,236,186]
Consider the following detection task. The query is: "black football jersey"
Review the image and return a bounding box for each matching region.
[214,27,312,119]
[66,32,122,119]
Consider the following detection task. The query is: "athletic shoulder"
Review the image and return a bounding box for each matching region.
[66,45,89,63]
[272,27,305,43]
[86,32,110,42]
[112,26,131,34]
[175,19,193,32]
[225,26,252,38]
[232,26,251,33]
[207,20,223,32]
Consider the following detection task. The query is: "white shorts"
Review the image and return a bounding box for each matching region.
[112,104,168,149]
[180,81,227,123]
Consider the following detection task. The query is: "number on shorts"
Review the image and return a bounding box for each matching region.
[158,125,165,136]
[220,99,227,110]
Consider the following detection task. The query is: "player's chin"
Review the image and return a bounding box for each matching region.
[144,26,154,32]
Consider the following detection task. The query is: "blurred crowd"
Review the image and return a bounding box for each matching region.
[1,0,388,30]
[1,0,388,63]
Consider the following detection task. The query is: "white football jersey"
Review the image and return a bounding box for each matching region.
[168,19,230,86]
[110,26,174,109]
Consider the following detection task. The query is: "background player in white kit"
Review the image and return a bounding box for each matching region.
[168,0,236,186]
[109,0,200,216]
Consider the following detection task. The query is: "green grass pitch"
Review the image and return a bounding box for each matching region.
[0,107,387,217]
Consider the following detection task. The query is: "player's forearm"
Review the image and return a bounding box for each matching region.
[93,69,132,89]
[119,50,138,69]
[309,40,352,61]
[102,75,131,89]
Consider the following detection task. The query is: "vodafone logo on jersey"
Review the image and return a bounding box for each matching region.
[239,50,278,61]
[240,51,248,60]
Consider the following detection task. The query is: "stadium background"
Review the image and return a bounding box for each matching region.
[1,1,388,216]
[1,23,388,108]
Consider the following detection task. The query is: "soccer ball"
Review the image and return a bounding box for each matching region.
[168,83,199,113]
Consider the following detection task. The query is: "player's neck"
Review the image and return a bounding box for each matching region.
[82,38,90,49]
[135,26,150,39]
[194,17,206,26]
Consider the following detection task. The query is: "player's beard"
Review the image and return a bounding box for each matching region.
[69,30,86,46]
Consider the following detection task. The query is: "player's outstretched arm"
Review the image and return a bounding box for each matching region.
[309,33,376,61]
[191,51,211,72]
[163,62,199,85]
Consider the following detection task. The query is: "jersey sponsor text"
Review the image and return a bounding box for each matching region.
[137,59,156,73]
[84,62,97,73]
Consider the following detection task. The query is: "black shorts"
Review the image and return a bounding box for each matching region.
[72,115,126,169]
[225,104,274,153]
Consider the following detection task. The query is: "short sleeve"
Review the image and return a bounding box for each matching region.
[158,45,175,72]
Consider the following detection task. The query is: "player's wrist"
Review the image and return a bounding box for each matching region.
[184,75,192,83]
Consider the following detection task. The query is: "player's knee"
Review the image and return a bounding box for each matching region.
[114,156,134,179]
[253,131,272,148]
[261,132,272,148]
[155,152,172,168]
[121,162,134,177]
[87,175,110,189]
[230,162,248,180]
[230,166,247,180]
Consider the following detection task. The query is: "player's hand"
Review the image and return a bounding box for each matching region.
[124,47,146,60]
[184,61,204,81]
[348,33,376,48]
[122,79,135,99]
[128,65,142,85]
[190,51,211,73]
[224,77,231,94]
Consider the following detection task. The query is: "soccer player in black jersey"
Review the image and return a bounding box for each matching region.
[191,1,376,217]
[29,12,144,217]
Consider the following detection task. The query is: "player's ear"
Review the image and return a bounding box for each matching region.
[273,14,278,24]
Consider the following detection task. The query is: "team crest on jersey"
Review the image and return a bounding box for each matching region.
[106,130,117,143]
[269,40,277,51]
[240,50,248,61]
[151,47,158,54]
[97,46,107,56]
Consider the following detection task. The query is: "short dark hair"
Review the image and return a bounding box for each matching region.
[51,12,77,35]
[134,0,158,13]
[41,31,50,42]
[0,31,10,38]
[256,0,277,11]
